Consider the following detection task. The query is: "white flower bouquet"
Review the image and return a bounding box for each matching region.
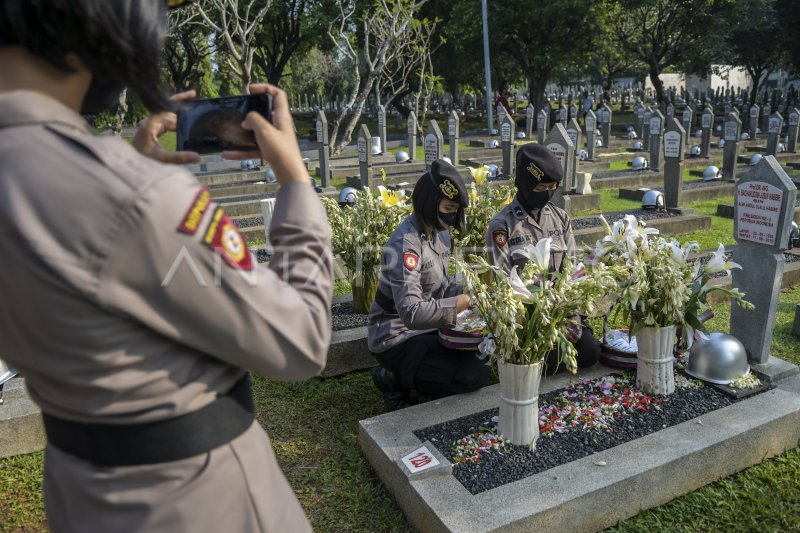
[457,238,623,370]
[322,184,411,312]
[583,214,753,346]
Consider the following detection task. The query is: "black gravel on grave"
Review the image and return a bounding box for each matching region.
[207,179,267,191]
[234,215,264,228]
[331,300,369,330]
[216,192,277,204]
[570,208,679,230]
[683,180,733,190]
[589,169,649,179]
[414,377,762,495]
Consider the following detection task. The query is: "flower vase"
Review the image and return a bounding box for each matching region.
[497,360,544,447]
[352,270,378,315]
[636,325,677,395]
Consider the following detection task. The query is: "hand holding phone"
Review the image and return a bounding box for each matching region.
[176,94,273,153]
[132,90,201,165]
[227,84,309,186]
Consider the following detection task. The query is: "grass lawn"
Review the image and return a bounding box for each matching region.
[5,288,800,532]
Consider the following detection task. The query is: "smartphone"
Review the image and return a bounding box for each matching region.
[176,94,273,153]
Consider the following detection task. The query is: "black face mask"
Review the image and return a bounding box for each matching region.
[436,211,458,230]
[518,188,555,212]
[81,75,126,115]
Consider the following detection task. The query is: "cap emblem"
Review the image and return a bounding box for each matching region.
[439,179,458,199]
[527,162,544,181]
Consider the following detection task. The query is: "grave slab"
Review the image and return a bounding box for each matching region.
[0,378,46,459]
[359,366,800,533]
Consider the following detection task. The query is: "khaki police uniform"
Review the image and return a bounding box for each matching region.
[368,214,488,396]
[485,197,599,374]
[0,91,332,532]
[486,197,576,274]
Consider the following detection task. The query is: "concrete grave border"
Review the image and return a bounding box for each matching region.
[359,362,800,533]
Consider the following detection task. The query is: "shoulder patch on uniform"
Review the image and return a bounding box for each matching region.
[203,207,253,271]
[177,187,212,235]
[403,252,419,271]
[492,230,509,248]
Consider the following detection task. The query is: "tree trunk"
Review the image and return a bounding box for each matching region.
[528,71,549,114]
[649,66,664,105]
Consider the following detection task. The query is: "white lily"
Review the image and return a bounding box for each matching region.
[508,266,534,302]
[377,185,406,208]
[512,237,552,272]
[703,243,742,275]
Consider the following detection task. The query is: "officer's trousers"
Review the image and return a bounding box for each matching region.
[543,325,601,376]
[374,332,490,398]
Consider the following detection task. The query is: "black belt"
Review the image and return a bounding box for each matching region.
[43,374,254,467]
[374,288,397,314]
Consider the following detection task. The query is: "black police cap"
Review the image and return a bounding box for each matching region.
[428,159,468,207]
[515,144,563,185]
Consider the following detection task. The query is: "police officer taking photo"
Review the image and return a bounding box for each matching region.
[368,160,490,411]
[486,144,600,375]
[0,1,332,531]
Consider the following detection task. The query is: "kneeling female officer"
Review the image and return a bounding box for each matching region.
[486,144,601,375]
[368,160,490,411]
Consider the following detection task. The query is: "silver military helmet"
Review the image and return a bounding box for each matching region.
[627,130,637,140]
[338,186,358,207]
[395,150,410,163]
[265,168,277,183]
[778,142,786,153]
[717,138,726,149]
[715,124,723,133]
[579,149,589,161]
[641,189,665,210]
[690,145,701,156]
[789,221,800,249]
[0,358,18,405]
[631,156,648,170]
[694,129,703,137]
[741,132,750,141]
[750,153,763,166]
[595,138,603,147]
[489,139,500,149]
[442,155,453,165]
[756,127,762,135]
[703,165,722,181]
[487,164,499,179]
[516,131,526,139]
[633,141,643,151]
[685,333,749,385]
[241,159,253,171]
[491,128,499,135]
[626,125,635,133]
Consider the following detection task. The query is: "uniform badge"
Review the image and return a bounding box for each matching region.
[177,187,212,235]
[439,179,458,199]
[527,162,544,181]
[203,207,253,271]
[493,230,509,248]
[403,252,419,271]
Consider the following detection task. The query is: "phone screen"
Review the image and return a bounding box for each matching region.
[176,94,273,154]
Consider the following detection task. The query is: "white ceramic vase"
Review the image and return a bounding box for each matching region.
[636,325,677,395]
[497,360,544,447]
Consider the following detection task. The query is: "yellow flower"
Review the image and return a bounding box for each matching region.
[467,165,490,187]
[377,185,406,208]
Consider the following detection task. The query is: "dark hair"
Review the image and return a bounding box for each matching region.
[411,174,466,235]
[0,0,171,112]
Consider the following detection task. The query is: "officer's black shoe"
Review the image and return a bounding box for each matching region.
[371,367,415,412]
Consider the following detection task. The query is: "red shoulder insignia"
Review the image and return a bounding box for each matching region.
[493,230,509,248]
[203,207,253,271]
[403,252,419,271]
[177,187,212,235]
